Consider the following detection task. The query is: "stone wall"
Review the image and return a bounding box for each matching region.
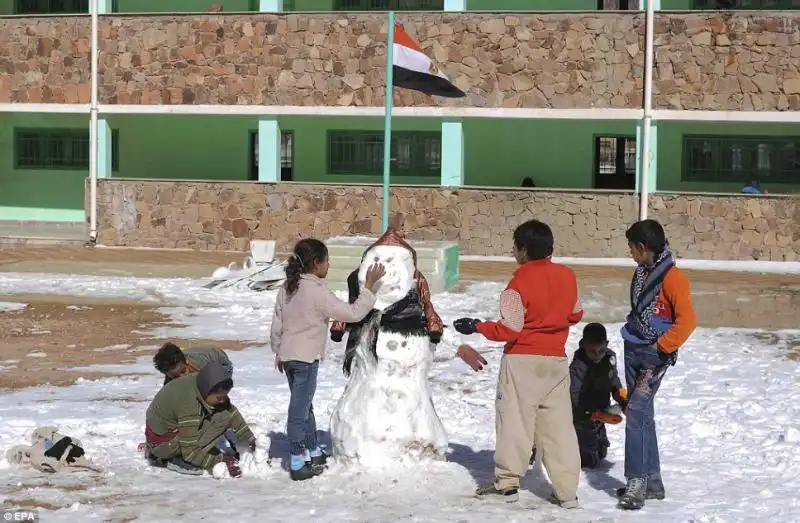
[2,12,798,108]
[89,179,799,261]
[0,18,91,103]
[653,13,800,111]
[94,13,644,108]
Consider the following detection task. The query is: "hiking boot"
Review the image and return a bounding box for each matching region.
[618,477,647,510]
[547,493,579,509]
[475,484,519,503]
[166,457,204,476]
[290,463,324,482]
[616,476,665,500]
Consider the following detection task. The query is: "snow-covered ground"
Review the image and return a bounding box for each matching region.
[1,272,799,522]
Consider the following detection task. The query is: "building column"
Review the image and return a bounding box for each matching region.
[635,121,657,193]
[444,0,467,10]
[441,119,464,187]
[638,0,661,8]
[97,118,113,179]
[90,0,112,13]
[258,118,281,183]
[260,0,283,11]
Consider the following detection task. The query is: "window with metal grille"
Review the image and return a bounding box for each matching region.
[15,0,89,14]
[333,0,444,10]
[683,135,800,183]
[597,0,635,9]
[693,0,800,9]
[594,136,636,189]
[328,131,441,176]
[249,131,294,181]
[14,128,119,171]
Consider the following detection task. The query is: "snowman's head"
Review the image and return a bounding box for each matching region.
[358,244,415,309]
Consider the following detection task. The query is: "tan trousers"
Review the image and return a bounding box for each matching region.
[494,354,580,501]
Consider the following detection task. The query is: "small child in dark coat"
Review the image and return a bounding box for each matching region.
[529,323,627,469]
[569,323,627,468]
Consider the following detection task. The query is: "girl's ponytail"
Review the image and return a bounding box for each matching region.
[284,238,329,298]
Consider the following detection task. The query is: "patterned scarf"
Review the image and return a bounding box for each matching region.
[629,247,675,342]
[341,287,429,377]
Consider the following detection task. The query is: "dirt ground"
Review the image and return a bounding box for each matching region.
[0,294,254,390]
[0,245,798,389]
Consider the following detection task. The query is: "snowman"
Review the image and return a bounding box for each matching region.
[329,229,448,464]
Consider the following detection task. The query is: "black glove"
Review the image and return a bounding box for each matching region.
[429,332,442,344]
[331,330,344,343]
[453,318,480,335]
[658,349,678,367]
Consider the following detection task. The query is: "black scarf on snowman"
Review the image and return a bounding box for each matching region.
[341,269,430,377]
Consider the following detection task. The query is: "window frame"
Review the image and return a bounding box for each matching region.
[13,127,119,172]
[249,130,294,181]
[692,0,800,9]
[14,0,89,14]
[326,130,441,177]
[682,134,800,184]
[332,0,444,11]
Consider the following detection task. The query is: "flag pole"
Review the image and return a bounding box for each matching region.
[381,11,396,233]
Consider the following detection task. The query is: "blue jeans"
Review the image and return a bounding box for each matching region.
[624,342,670,480]
[284,360,319,457]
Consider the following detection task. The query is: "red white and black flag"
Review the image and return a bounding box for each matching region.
[392,24,466,99]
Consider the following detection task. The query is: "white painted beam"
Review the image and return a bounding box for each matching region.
[2,103,800,123]
[0,104,90,113]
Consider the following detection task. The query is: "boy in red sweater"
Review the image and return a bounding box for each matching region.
[454,219,583,509]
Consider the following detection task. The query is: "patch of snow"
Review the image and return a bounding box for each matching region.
[0,301,27,312]
[93,345,131,353]
[0,272,798,521]
[26,352,47,358]
[460,255,800,275]
[66,305,91,311]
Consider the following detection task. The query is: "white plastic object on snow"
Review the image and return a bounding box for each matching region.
[205,240,286,291]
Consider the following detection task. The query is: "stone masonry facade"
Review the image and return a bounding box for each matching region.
[1,12,799,109]
[89,179,799,261]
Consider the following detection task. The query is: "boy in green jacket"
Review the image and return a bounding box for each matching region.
[144,362,255,477]
[153,343,233,386]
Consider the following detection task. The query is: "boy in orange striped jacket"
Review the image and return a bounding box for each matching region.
[617,219,696,511]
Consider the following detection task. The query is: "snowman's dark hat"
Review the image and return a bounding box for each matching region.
[362,227,419,267]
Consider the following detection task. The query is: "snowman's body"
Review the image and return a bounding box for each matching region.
[330,244,448,463]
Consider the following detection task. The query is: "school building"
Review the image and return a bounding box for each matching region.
[0,0,797,261]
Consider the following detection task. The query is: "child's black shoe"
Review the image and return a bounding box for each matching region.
[290,463,324,481]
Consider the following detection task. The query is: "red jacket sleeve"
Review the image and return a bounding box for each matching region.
[568,286,584,325]
[656,268,697,354]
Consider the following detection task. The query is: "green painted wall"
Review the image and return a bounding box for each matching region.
[3,114,799,222]
[0,113,89,221]
[657,122,800,193]
[463,119,636,187]
[0,1,13,14]
[115,0,251,12]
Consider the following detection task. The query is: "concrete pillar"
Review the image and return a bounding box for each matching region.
[638,0,661,9]
[441,119,464,187]
[444,0,467,10]
[635,121,657,193]
[258,118,281,183]
[90,0,112,13]
[260,0,283,11]
[97,118,113,179]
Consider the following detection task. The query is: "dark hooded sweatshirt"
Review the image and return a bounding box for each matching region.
[569,346,625,425]
[146,362,254,470]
